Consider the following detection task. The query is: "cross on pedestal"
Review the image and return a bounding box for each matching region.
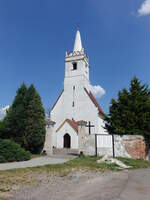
[86,121,95,135]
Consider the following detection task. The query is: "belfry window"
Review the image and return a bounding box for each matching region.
[72,62,77,70]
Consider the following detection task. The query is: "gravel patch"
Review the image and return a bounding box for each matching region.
[9,169,150,200]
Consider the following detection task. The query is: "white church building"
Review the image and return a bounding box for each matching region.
[49,30,107,151]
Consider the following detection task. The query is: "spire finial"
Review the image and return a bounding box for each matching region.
[73,30,83,52]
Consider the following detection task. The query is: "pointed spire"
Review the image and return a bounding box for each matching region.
[73,30,83,52]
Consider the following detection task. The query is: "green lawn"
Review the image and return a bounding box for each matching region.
[1,156,150,176]
[118,157,150,169]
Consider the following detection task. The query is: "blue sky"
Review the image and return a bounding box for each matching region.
[0,0,150,114]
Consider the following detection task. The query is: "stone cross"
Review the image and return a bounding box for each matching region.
[86,121,95,135]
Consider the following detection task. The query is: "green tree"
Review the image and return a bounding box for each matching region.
[4,83,27,145]
[24,84,46,153]
[0,120,5,138]
[105,77,150,139]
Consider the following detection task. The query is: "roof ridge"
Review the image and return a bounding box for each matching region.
[56,118,78,133]
[51,89,64,111]
[84,87,105,116]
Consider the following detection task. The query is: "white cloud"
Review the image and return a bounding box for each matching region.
[138,0,150,16]
[90,84,106,99]
[0,105,9,119]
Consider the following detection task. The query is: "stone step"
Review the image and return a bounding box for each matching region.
[53,148,79,156]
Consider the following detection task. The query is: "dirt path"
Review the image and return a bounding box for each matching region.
[9,169,150,200]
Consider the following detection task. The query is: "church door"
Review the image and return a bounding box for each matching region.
[64,133,71,148]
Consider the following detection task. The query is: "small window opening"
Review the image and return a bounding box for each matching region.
[73,86,75,90]
[72,62,77,70]
[72,101,75,107]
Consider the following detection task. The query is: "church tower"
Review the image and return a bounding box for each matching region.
[63,30,91,120]
[50,30,106,149]
[64,30,90,90]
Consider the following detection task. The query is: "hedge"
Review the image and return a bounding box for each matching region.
[0,139,31,163]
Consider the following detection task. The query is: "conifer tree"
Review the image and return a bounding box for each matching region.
[105,77,150,139]
[4,83,27,145]
[24,84,46,153]
[3,83,46,153]
[0,120,5,138]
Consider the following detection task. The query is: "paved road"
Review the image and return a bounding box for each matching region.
[11,168,150,200]
[0,156,73,171]
[69,169,150,200]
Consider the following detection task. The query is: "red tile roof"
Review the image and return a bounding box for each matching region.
[84,88,105,116]
[67,119,78,132]
[56,118,78,133]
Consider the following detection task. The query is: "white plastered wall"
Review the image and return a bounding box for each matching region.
[56,122,78,149]
[97,116,108,134]
[50,49,108,149]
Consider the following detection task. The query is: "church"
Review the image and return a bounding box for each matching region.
[49,30,107,151]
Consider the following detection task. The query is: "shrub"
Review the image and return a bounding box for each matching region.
[0,139,31,163]
[0,155,6,163]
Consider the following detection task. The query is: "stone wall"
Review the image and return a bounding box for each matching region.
[97,135,148,159]
[78,121,95,156]
[82,135,148,159]
[122,135,147,159]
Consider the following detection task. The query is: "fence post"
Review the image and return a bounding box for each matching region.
[112,133,115,158]
[95,134,97,157]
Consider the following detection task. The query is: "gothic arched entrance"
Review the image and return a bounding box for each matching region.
[63,133,71,148]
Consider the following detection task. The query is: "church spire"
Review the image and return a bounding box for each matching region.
[73,30,83,52]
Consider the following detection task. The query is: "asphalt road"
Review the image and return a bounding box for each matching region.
[11,168,150,200]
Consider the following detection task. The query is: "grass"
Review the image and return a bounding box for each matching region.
[0,156,150,199]
[24,156,118,174]
[118,157,150,169]
[64,156,118,171]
